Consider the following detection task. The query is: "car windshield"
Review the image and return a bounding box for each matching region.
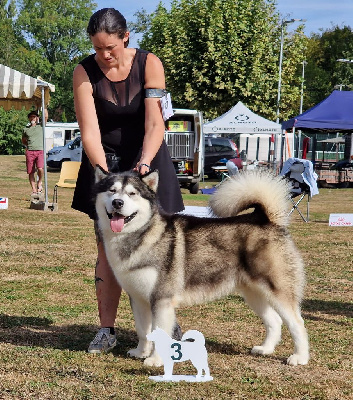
[205,138,235,153]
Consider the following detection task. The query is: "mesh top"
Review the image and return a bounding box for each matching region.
[80,50,149,154]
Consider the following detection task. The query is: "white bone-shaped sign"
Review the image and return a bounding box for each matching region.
[147,327,213,382]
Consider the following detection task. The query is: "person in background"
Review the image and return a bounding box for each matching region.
[71,8,184,353]
[22,111,44,195]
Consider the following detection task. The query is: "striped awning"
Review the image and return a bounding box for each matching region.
[0,64,55,111]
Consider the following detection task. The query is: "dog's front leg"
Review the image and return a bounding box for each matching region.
[127,297,153,359]
[144,298,177,367]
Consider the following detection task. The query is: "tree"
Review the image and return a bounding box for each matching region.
[0,1,50,77]
[0,107,28,155]
[15,0,96,120]
[0,1,95,154]
[304,26,353,110]
[136,0,306,121]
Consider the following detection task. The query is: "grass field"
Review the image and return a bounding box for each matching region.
[0,155,352,400]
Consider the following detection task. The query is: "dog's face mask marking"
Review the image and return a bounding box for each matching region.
[105,181,140,233]
[94,166,159,234]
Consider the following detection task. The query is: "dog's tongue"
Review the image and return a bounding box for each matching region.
[110,215,125,233]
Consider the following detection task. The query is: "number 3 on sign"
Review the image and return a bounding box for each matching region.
[160,93,174,121]
[171,342,182,361]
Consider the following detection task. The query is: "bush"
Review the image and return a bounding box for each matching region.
[0,107,28,155]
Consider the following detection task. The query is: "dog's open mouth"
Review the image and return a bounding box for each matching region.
[106,210,137,233]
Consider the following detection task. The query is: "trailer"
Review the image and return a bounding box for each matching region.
[316,162,353,188]
[164,109,204,194]
[45,122,80,150]
[315,135,353,188]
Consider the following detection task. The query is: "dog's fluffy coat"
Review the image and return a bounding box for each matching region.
[93,168,309,367]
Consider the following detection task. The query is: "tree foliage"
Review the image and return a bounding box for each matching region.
[137,0,306,121]
[0,107,28,155]
[304,26,353,110]
[0,0,95,154]
[14,0,96,121]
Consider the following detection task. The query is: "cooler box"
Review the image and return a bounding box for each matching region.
[0,197,8,209]
[167,121,192,132]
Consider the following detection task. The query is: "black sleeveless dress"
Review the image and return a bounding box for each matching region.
[71,50,184,219]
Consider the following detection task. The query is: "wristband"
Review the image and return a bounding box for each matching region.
[139,163,151,170]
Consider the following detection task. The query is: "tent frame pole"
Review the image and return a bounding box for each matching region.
[40,85,48,204]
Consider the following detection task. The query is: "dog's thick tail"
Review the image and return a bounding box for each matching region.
[209,170,290,227]
[181,330,206,345]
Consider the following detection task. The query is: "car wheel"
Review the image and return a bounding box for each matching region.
[337,181,350,189]
[189,182,199,194]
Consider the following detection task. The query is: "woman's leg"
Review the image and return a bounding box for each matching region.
[95,240,122,327]
[88,222,122,353]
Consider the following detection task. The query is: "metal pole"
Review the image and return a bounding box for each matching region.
[273,134,278,172]
[276,19,306,124]
[299,61,307,115]
[40,85,48,204]
[298,61,307,158]
[276,22,285,124]
[256,136,260,160]
[336,59,353,162]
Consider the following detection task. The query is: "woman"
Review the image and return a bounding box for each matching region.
[72,8,184,353]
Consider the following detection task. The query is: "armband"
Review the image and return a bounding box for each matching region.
[145,88,167,98]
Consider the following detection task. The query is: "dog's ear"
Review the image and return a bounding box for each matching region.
[141,170,159,193]
[95,165,108,183]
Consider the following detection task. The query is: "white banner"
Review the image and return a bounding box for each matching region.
[329,214,353,227]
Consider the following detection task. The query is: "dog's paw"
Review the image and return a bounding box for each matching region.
[286,353,309,366]
[251,345,274,355]
[127,348,151,359]
[143,355,163,367]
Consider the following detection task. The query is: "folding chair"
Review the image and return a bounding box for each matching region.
[52,161,81,205]
[280,158,319,222]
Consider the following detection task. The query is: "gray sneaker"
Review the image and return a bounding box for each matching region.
[88,328,117,354]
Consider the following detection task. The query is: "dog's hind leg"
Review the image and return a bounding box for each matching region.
[127,297,153,359]
[271,301,309,366]
[241,287,283,356]
[244,286,309,365]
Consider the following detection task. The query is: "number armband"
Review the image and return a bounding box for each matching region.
[145,88,167,98]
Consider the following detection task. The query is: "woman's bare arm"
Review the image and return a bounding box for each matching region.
[73,64,108,171]
[138,53,166,174]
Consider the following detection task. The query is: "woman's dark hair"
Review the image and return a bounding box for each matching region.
[87,8,129,46]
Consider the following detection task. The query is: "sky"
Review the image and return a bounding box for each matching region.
[95,0,353,47]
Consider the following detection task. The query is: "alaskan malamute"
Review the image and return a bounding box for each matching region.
[93,167,309,367]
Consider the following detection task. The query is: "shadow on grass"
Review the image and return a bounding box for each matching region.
[303,299,353,319]
[0,314,136,354]
[0,314,240,357]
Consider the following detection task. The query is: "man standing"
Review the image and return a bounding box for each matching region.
[22,111,44,195]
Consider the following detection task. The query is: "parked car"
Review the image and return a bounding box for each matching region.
[204,136,240,177]
[47,136,82,169]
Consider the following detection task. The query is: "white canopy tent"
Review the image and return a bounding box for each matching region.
[203,101,292,163]
[204,101,282,134]
[0,64,55,205]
